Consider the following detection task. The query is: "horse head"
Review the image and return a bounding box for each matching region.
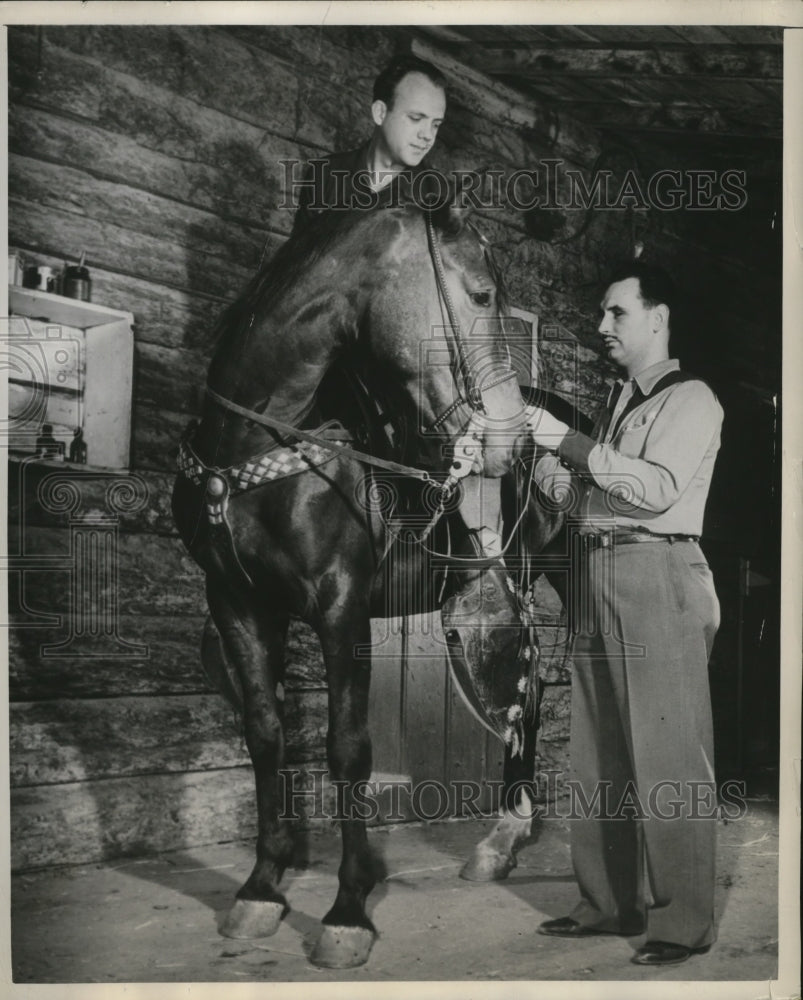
[198,198,529,485]
[361,201,528,479]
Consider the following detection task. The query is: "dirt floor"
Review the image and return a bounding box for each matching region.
[10,792,781,986]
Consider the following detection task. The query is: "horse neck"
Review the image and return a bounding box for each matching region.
[208,240,374,427]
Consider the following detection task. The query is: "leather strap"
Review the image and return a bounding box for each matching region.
[206,385,438,483]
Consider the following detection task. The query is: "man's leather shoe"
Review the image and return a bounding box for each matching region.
[632,940,711,966]
[537,917,606,938]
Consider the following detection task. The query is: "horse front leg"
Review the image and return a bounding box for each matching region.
[310,606,378,969]
[206,582,294,939]
[461,676,542,882]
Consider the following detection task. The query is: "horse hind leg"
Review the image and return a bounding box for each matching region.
[205,582,293,939]
[309,606,378,969]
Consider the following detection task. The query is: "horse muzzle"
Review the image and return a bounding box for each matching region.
[471,371,531,477]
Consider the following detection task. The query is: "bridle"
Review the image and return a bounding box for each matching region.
[203,210,519,496]
[180,208,535,575]
[424,209,487,416]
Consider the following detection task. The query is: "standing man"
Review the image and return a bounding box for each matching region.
[527,261,723,966]
[290,53,504,558]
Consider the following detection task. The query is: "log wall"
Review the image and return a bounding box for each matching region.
[7,24,779,869]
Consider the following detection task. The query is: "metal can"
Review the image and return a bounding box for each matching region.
[62,265,91,301]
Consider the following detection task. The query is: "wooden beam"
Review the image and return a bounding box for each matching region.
[543,101,780,139]
[465,44,782,81]
[414,25,472,44]
[411,36,602,168]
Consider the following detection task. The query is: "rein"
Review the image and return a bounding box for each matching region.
[205,385,437,484]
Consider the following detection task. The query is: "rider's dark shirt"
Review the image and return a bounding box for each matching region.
[291,144,441,237]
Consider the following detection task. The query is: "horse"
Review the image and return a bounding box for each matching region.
[172,199,568,968]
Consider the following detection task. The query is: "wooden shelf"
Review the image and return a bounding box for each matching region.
[6,285,135,469]
[8,285,133,328]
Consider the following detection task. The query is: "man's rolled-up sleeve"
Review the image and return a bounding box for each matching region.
[556,382,723,514]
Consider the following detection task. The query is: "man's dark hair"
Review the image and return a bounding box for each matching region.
[606,260,677,315]
[372,54,447,108]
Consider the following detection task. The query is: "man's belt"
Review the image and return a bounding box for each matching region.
[577,529,699,551]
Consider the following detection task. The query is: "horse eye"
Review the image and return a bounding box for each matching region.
[470,291,492,307]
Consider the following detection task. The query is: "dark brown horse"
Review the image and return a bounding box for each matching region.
[172,201,566,967]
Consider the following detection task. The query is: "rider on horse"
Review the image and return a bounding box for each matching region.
[289,53,507,563]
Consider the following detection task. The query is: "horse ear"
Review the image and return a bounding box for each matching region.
[430,196,474,237]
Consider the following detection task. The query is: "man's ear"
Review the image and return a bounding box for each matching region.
[653,303,669,333]
[371,100,387,127]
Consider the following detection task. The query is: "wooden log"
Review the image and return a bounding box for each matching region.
[10,763,326,871]
[134,342,208,415]
[9,614,210,700]
[462,44,782,81]
[11,619,324,702]
[6,27,323,173]
[7,458,178,537]
[10,690,329,787]
[9,246,228,353]
[714,25,783,45]
[10,766,259,869]
[9,153,269,272]
[10,24,376,156]
[131,403,192,472]
[223,24,396,81]
[21,25,301,145]
[9,614,327,701]
[8,102,301,237]
[9,755,423,871]
[6,525,207,617]
[8,198,266,302]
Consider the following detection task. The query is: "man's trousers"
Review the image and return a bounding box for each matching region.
[568,537,720,948]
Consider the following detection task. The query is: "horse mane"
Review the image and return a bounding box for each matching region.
[197,206,510,353]
[197,209,370,354]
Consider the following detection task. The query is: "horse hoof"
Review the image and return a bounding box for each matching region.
[310,925,375,968]
[220,899,285,939]
[460,846,517,882]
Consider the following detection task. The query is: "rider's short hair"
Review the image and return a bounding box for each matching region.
[372,55,447,109]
